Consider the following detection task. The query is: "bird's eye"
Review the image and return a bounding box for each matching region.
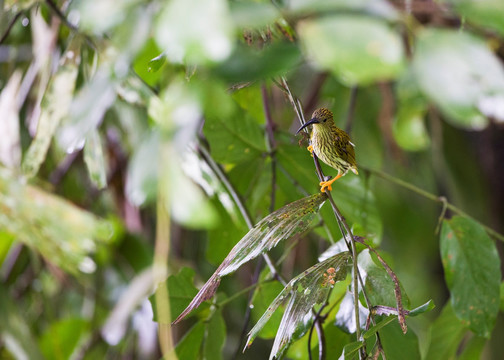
[323,119,327,122]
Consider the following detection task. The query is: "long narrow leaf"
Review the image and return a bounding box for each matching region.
[219,193,328,276]
[23,38,81,178]
[246,252,350,360]
[173,193,327,324]
[0,167,113,274]
[0,71,22,168]
[84,129,107,189]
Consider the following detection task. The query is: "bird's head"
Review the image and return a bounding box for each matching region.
[296,108,334,134]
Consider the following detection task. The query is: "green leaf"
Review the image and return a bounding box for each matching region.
[125,131,159,206]
[440,216,500,337]
[289,0,397,17]
[458,334,487,360]
[229,1,279,28]
[57,67,117,153]
[299,15,405,85]
[363,300,434,340]
[173,193,328,323]
[500,282,504,312]
[23,38,81,178]
[207,203,247,265]
[150,267,199,323]
[363,317,396,340]
[39,318,89,360]
[408,299,435,316]
[218,193,327,277]
[4,0,37,11]
[318,322,351,359]
[413,28,504,129]
[174,310,226,360]
[228,157,272,218]
[0,167,112,275]
[204,105,267,164]
[213,42,301,82]
[154,0,233,64]
[203,310,226,360]
[250,280,286,339]
[83,129,107,189]
[171,150,219,230]
[0,231,15,266]
[393,103,430,152]
[440,0,504,36]
[147,52,167,73]
[175,322,205,360]
[246,252,350,360]
[340,341,365,360]
[231,84,266,125]
[425,302,468,360]
[379,321,421,360]
[74,0,138,34]
[359,250,410,309]
[0,70,21,168]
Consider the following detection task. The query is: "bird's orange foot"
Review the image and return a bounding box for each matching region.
[319,174,342,192]
[307,145,314,157]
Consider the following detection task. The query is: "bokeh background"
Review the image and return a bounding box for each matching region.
[1,0,503,359]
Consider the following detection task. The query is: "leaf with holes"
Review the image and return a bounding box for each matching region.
[245,252,350,360]
[173,193,328,324]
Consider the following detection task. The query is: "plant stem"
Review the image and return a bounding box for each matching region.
[279,76,364,354]
[0,12,22,45]
[262,83,277,211]
[308,302,328,360]
[364,166,504,242]
[218,280,265,307]
[345,86,358,134]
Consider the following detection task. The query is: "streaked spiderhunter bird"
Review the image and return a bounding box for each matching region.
[296,108,358,192]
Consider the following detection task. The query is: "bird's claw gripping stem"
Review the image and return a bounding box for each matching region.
[319,174,342,192]
[307,145,314,157]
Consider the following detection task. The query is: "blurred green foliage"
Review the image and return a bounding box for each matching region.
[1,0,504,359]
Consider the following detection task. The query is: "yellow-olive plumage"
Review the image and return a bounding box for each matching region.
[296,108,358,192]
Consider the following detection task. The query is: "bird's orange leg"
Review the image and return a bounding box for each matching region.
[307,145,314,157]
[319,174,342,192]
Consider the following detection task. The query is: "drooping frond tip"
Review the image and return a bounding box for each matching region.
[172,193,328,324]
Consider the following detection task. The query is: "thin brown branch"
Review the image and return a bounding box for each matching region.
[377,82,404,164]
[196,143,287,286]
[49,151,80,185]
[345,86,358,134]
[304,72,329,116]
[45,0,78,32]
[232,256,264,360]
[0,12,22,45]
[262,83,277,210]
[308,302,328,360]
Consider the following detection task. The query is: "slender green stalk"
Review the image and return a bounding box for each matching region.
[154,143,174,357]
[364,166,504,242]
[218,281,265,307]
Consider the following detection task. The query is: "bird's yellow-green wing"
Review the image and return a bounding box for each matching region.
[332,128,357,168]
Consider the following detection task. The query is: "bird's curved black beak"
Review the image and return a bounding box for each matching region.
[296,118,320,134]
